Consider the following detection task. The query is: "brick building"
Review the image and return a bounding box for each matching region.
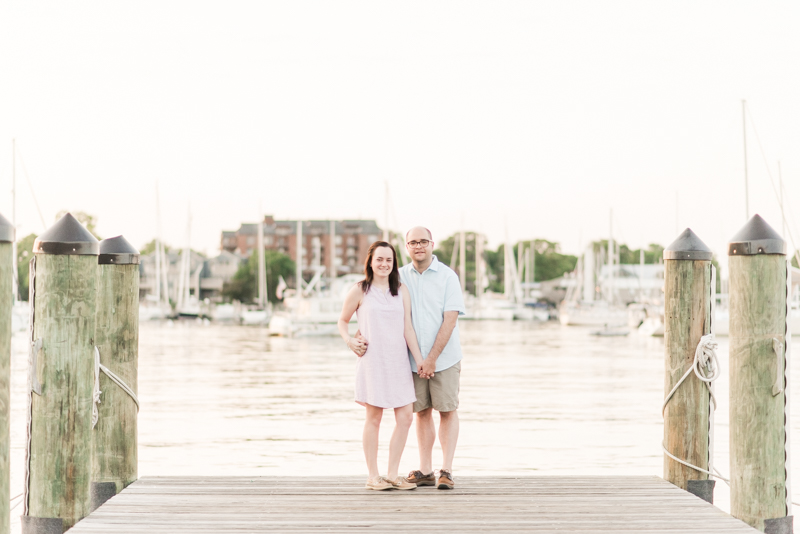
[221,216,382,279]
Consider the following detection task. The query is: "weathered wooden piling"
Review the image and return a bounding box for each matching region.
[0,214,14,534]
[728,214,792,533]
[23,213,98,534]
[91,236,139,512]
[662,229,715,501]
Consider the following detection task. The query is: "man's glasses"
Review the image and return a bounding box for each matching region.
[407,240,431,248]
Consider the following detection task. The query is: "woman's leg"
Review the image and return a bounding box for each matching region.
[363,404,383,479]
[387,403,414,480]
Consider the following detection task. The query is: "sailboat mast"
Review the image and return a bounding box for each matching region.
[329,220,336,279]
[257,209,266,308]
[779,162,787,239]
[296,220,303,299]
[582,245,594,302]
[639,247,645,302]
[11,139,18,302]
[475,233,482,300]
[742,99,749,220]
[154,182,162,303]
[459,228,466,294]
[383,182,389,241]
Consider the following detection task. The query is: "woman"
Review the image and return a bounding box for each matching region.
[338,241,426,491]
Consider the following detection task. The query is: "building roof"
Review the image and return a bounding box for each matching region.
[226,217,382,237]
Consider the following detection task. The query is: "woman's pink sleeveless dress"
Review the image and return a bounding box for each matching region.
[355,286,416,409]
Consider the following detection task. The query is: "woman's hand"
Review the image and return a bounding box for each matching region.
[420,358,436,379]
[347,333,368,357]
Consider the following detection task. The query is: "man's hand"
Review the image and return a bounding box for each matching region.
[348,332,368,357]
[420,358,436,379]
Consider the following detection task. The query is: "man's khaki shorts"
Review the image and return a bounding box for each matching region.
[413,361,460,413]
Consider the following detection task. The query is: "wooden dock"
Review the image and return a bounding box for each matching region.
[66,476,758,533]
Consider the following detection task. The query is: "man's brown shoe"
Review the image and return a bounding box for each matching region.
[436,469,454,490]
[405,470,435,486]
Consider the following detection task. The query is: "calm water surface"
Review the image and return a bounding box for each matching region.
[8,320,800,530]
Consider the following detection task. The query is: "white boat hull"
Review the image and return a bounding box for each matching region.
[559,302,627,327]
[241,309,270,325]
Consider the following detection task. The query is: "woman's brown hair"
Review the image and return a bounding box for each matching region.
[360,241,400,296]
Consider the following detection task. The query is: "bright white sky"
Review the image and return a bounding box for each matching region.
[1,2,799,267]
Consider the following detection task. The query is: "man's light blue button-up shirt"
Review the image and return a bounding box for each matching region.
[399,255,466,373]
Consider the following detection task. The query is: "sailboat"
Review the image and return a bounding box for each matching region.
[241,209,271,325]
[9,140,31,332]
[559,212,628,328]
[140,182,173,321]
[174,205,204,319]
[268,220,358,336]
[464,232,548,321]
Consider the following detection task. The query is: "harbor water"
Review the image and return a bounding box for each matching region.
[7,320,800,531]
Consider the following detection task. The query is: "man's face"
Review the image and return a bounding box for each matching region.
[406,229,433,264]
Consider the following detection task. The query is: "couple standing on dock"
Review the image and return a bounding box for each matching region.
[338,226,465,491]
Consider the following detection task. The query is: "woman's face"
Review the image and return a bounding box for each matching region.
[371,246,394,279]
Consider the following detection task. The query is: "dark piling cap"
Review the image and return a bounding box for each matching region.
[33,212,99,255]
[98,235,140,265]
[663,228,713,261]
[728,214,786,256]
[0,212,14,243]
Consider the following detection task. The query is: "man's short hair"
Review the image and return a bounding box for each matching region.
[406,227,433,240]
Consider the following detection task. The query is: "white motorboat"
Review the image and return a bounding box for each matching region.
[268,271,360,337]
[11,301,29,333]
[139,301,172,321]
[559,300,628,327]
[241,307,270,326]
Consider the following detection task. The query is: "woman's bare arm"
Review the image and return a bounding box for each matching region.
[401,285,427,376]
[338,284,367,356]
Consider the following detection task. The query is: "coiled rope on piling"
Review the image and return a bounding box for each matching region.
[662,333,730,484]
[92,346,140,429]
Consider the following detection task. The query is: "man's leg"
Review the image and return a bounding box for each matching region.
[438,409,459,472]
[415,407,436,474]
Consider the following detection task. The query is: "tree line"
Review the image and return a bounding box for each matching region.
[12,218,672,303]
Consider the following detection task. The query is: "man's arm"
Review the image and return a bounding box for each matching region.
[420,311,459,376]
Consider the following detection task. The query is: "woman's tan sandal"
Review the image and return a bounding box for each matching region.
[391,477,417,490]
[365,476,394,491]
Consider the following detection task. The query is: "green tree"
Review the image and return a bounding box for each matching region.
[432,232,478,294]
[594,240,664,264]
[221,250,295,304]
[54,210,101,239]
[16,233,37,300]
[433,234,578,295]
[140,239,171,255]
[483,241,579,294]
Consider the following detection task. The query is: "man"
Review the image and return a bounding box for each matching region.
[398,226,465,490]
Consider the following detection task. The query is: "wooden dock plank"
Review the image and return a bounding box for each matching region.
[68,476,758,533]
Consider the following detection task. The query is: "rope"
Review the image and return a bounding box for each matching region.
[9,492,23,512]
[92,346,140,429]
[23,256,36,516]
[662,333,730,484]
[662,334,720,416]
[92,347,103,428]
